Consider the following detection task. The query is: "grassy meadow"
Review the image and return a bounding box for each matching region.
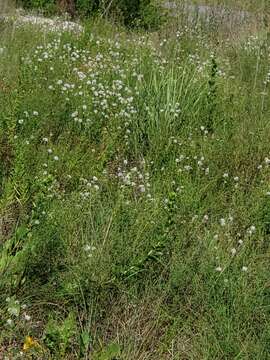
[0,3,270,359]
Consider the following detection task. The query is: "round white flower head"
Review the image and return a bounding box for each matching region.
[220,218,226,226]
[6,319,13,326]
[24,314,31,321]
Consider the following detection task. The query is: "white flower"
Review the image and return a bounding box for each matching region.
[6,319,13,326]
[84,245,90,251]
[84,245,91,252]
[43,137,48,142]
[242,266,248,272]
[203,214,209,222]
[248,225,256,234]
[215,266,222,272]
[138,185,145,193]
[8,307,19,316]
[18,119,24,124]
[53,156,59,161]
[33,111,39,116]
[231,248,236,256]
[48,148,53,154]
[24,314,31,321]
[220,218,226,226]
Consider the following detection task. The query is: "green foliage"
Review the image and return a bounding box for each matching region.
[107,0,166,29]
[74,0,100,16]
[1,11,270,359]
[44,312,77,356]
[18,0,57,15]
[93,343,121,360]
[18,0,166,29]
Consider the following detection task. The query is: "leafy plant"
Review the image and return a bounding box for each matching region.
[93,343,121,360]
[44,312,77,356]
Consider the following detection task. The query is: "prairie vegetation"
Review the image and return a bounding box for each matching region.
[0,1,270,358]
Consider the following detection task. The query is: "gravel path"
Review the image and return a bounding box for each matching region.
[164,2,253,25]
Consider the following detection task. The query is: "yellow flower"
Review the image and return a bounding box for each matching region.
[23,336,38,351]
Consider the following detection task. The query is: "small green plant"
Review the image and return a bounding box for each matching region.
[44,312,77,356]
[93,343,121,360]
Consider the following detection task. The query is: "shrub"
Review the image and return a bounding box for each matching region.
[113,0,166,30]
[18,0,57,15]
[18,0,165,29]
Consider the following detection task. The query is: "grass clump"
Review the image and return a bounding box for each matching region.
[0,10,270,359]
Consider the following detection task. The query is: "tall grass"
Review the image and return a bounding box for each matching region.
[0,11,270,359]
